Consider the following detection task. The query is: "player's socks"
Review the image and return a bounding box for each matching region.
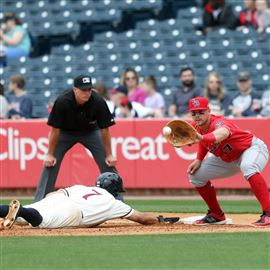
[19,207,43,227]
[248,173,270,213]
[0,205,9,217]
[196,181,224,218]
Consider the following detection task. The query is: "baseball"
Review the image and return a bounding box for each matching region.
[162,126,172,135]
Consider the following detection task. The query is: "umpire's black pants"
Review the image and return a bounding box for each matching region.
[34,130,117,202]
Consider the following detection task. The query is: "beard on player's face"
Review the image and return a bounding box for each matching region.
[193,113,210,127]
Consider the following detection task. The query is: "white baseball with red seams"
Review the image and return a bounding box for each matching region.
[162,126,172,135]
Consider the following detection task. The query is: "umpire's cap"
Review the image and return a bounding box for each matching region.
[96,172,125,200]
[73,75,92,90]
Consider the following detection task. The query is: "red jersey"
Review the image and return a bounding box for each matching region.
[193,115,253,162]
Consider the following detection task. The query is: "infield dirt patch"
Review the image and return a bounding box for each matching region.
[1,213,269,236]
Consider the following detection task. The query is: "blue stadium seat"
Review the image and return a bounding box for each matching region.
[114,0,162,11]
[94,31,117,42]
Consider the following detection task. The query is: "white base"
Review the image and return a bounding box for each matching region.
[179,215,233,225]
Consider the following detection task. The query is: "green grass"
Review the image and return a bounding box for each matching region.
[0,199,262,214]
[1,233,269,270]
[1,199,268,270]
[126,199,261,214]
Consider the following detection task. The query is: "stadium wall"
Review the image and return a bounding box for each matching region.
[1,118,269,190]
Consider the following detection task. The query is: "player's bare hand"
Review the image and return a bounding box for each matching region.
[105,154,117,167]
[187,159,201,175]
[43,154,57,167]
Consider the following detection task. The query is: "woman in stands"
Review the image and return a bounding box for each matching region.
[141,75,165,117]
[120,68,147,105]
[203,71,232,116]
[238,0,257,28]
[255,0,270,33]
[0,12,31,60]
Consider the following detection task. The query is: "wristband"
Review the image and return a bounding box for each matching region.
[202,133,216,143]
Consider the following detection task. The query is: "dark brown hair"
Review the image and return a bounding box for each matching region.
[0,83,4,96]
[4,12,22,25]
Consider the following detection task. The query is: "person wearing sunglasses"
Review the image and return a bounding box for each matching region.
[120,68,147,105]
[187,96,269,227]
[34,75,119,202]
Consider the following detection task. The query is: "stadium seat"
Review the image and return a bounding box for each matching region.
[2,0,269,117]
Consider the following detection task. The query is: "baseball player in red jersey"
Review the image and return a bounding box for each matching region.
[187,97,270,227]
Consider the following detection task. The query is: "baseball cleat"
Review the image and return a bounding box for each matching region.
[0,218,4,230]
[3,200,21,229]
[193,211,226,226]
[251,212,270,227]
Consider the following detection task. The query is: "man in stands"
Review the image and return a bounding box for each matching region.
[168,67,202,118]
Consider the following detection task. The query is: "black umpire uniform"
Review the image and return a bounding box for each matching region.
[34,75,118,202]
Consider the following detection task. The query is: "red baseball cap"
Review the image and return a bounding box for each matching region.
[188,97,209,111]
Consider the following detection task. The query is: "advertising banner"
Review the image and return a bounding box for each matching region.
[1,118,269,189]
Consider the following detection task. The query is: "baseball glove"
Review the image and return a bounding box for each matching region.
[163,119,197,147]
[157,215,180,224]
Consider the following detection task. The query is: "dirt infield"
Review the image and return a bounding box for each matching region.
[1,213,269,236]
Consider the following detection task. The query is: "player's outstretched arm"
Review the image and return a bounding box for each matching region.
[127,210,158,225]
[127,210,179,225]
[200,127,230,144]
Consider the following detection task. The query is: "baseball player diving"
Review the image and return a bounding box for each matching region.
[187,97,270,227]
[0,173,179,230]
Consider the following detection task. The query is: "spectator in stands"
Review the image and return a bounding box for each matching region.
[238,0,257,28]
[116,97,139,118]
[141,75,165,117]
[168,67,202,118]
[109,84,128,117]
[120,68,147,105]
[255,0,270,33]
[0,83,9,119]
[111,85,155,118]
[0,12,31,61]
[93,82,114,115]
[260,90,270,116]
[229,71,262,117]
[202,0,238,33]
[7,74,33,119]
[204,71,232,116]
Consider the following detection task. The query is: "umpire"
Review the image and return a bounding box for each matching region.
[34,75,118,202]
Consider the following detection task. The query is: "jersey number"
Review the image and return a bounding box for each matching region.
[222,143,233,155]
[82,189,102,200]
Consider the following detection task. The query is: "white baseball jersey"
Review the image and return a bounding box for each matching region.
[26,186,134,229]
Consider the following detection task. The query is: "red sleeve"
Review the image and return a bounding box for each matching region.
[205,3,213,13]
[239,12,246,25]
[197,144,208,161]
